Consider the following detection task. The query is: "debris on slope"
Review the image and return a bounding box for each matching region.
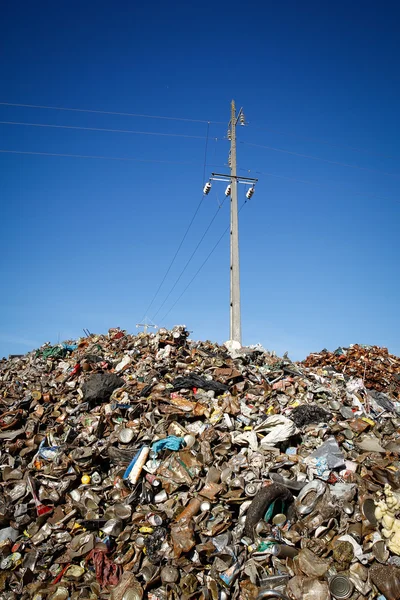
[303,344,400,399]
[0,327,399,599]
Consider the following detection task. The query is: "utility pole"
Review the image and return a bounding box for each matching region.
[203,101,257,346]
[136,317,158,334]
[229,100,241,345]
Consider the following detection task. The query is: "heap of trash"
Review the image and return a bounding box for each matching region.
[303,345,400,400]
[1,327,400,600]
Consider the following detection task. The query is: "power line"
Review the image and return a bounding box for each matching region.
[140,123,211,320]
[151,194,227,321]
[254,169,400,204]
[2,149,396,205]
[0,149,200,166]
[0,120,211,140]
[159,199,249,324]
[241,141,400,178]
[0,102,224,124]
[2,102,395,161]
[202,126,211,190]
[0,148,227,170]
[248,123,399,161]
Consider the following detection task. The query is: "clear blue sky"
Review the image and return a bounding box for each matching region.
[1,0,399,360]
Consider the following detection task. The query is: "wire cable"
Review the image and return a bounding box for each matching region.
[140,123,211,320]
[159,199,249,324]
[254,169,400,204]
[0,120,209,140]
[241,141,400,178]
[151,194,227,321]
[2,102,394,159]
[0,148,226,172]
[2,148,396,204]
[248,123,399,161]
[0,102,224,124]
[0,149,201,166]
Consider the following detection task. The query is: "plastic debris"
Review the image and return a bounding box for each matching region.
[151,435,186,455]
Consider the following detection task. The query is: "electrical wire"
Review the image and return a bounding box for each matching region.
[248,123,399,161]
[0,102,224,124]
[151,194,227,321]
[254,169,400,204]
[159,199,249,324]
[0,149,201,166]
[241,141,400,178]
[2,102,395,159]
[2,149,396,204]
[0,120,210,140]
[140,123,211,320]
[0,148,228,172]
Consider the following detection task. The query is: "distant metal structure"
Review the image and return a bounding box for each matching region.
[203,100,258,345]
[136,317,158,334]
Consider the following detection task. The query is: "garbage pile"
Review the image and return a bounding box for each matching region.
[1,327,400,600]
[303,344,400,400]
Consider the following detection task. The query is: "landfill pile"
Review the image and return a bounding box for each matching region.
[0,328,400,600]
[303,345,400,400]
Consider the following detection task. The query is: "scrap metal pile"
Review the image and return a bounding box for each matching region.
[1,327,400,600]
[303,345,400,400]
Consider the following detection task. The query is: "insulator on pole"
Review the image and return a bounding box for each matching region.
[203,182,212,195]
[246,186,255,199]
[225,185,231,197]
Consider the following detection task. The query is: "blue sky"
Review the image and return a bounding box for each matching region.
[0,0,399,360]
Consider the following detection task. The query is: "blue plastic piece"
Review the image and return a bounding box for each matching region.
[151,435,185,456]
[63,344,78,352]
